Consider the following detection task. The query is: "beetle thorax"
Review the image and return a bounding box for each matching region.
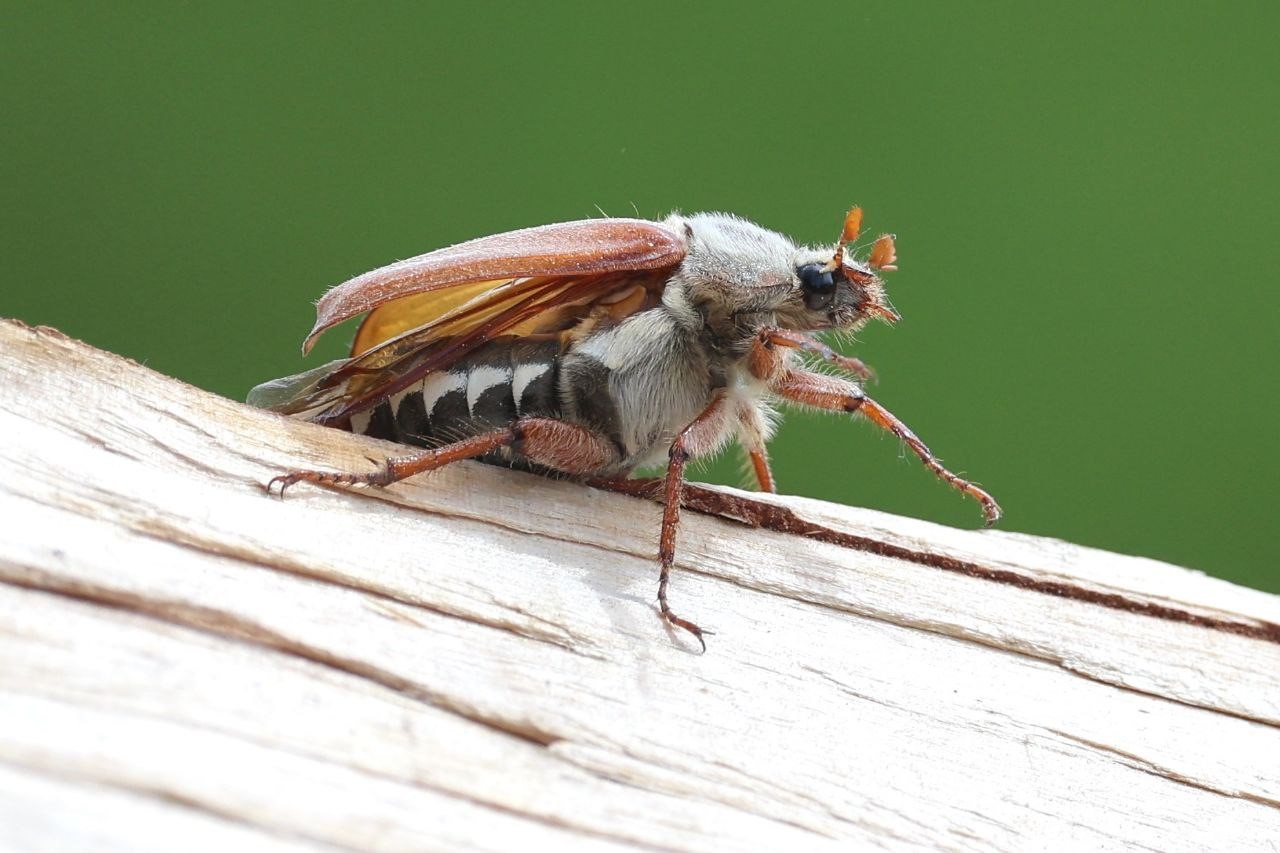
[661,213,798,352]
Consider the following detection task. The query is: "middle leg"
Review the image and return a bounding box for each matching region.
[659,392,737,650]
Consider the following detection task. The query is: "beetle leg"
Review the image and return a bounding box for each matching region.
[267,417,621,496]
[511,418,624,475]
[749,326,875,382]
[772,369,1002,525]
[734,398,777,493]
[659,392,736,651]
[746,447,776,494]
[267,428,515,495]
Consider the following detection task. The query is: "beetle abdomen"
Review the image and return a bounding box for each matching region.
[353,338,561,448]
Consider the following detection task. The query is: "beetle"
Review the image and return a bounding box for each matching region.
[250,207,1001,649]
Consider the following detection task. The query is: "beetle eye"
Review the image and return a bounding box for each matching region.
[797,263,836,310]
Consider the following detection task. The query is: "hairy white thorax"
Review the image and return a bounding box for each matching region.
[561,213,810,470]
[663,212,800,291]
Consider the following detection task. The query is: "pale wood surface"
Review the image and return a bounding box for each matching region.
[0,317,1277,852]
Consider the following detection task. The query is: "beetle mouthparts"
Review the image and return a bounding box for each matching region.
[867,303,901,324]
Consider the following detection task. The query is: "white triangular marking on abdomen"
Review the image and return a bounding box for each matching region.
[422,371,466,415]
[511,363,550,415]
[466,365,511,415]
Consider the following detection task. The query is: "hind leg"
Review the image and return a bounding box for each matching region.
[267,417,621,495]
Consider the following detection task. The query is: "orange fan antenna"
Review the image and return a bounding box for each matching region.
[826,206,863,271]
[869,233,898,271]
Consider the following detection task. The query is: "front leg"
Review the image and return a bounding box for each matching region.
[749,327,875,382]
[773,369,1002,525]
[735,399,777,493]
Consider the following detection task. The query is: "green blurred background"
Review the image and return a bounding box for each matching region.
[4,3,1276,592]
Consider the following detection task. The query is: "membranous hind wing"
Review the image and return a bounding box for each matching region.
[250,218,686,423]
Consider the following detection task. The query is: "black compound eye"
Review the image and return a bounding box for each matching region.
[797,263,836,310]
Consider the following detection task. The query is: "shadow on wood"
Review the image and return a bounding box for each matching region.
[1,318,1277,850]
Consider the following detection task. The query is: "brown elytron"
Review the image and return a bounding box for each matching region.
[252,208,1001,650]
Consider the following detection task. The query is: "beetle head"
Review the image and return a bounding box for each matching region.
[776,207,899,333]
[665,209,899,341]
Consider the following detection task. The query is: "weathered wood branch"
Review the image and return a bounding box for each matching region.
[1,317,1277,851]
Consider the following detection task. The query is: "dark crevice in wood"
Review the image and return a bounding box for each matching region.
[8,482,602,659]
[1045,728,1280,810]
[0,564,567,754]
[594,479,1280,647]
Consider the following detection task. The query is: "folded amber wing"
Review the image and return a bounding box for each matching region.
[251,217,686,423]
[304,218,685,352]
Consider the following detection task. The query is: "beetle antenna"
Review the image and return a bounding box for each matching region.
[869,233,898,271]
[825,206,863,272]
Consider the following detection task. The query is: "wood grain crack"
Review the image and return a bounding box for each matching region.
[1046,728,1280,811]
[0,564,566,753]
